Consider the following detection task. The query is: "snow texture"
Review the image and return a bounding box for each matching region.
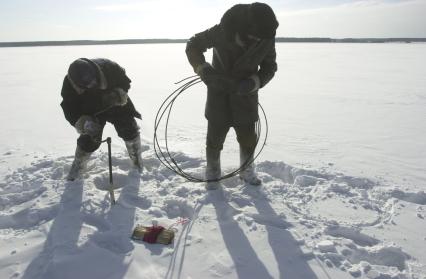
[0,149,425,279]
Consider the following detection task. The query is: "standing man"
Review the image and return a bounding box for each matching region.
[186,2,278,188]
[61,58,143,181]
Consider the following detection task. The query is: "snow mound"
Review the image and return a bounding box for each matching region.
[390,190,426,205]
[325,225,380,247]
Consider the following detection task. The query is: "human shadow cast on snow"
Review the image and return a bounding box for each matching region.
[22,180,84,279]
[165,201,204,279]
[81,175,142,279]
[243,186,319,279]
[22,169,142,279]
[209,187,275,279]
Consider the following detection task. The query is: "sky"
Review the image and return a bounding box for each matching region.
[0,0,425,42]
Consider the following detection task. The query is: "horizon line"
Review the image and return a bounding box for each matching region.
[1,37,426,48]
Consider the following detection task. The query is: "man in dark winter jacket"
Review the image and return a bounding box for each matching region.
[186,2,278,189]
[61,58,143,180]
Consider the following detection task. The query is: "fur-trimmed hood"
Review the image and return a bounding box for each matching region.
[67,58,108,95]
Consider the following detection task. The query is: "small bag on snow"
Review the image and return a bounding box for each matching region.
[131,224,175,245]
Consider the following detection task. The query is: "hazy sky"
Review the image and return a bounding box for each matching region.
[1,0,425,42]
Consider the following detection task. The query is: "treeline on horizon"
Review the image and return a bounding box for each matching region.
[1,37,425,47]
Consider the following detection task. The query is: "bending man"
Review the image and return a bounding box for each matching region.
[60,58,143,180]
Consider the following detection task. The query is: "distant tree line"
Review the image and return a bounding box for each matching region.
[275,38,426,43]
[1,38,425,47]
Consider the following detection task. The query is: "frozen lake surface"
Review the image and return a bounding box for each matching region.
[0,43,426,279]
[0,43,425,188]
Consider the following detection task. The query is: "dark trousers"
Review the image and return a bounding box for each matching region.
[77,114,139,153]
[206,121,257,153]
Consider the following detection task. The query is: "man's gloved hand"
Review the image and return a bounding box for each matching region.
[196,63,236,91]
[102,87,129,108]
[237,74,261,96]
[196,63,218,85]
[74,115,102,136]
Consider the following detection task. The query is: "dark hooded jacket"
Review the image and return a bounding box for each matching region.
[60,58,141,126]
[186,3,278,126]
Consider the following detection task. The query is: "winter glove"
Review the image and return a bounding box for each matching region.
[237,74,261,96]
[74,115,102,136]
[101,87,129,108]
[196,63,218,84]
[196,63,237,92]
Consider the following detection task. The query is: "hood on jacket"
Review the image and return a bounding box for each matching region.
[220,2,279,42]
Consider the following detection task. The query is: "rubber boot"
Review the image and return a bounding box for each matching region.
[125,135,143,172]
[239,145,261,186]
[205,147,221,190]
[67,146,91,181]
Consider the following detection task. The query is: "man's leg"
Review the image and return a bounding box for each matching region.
[205,122,229,189]
[112,116,143,172]
[67,128,104,181]
[234,122,261,186]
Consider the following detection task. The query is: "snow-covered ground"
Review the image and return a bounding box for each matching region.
[0,43,425,279]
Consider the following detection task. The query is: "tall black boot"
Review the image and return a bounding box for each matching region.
[67,146,91,181]
[125,135,143,172]
[239,145,261,186]
[205,147,221,190]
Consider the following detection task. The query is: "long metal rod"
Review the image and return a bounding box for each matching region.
[106,137,116,204]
